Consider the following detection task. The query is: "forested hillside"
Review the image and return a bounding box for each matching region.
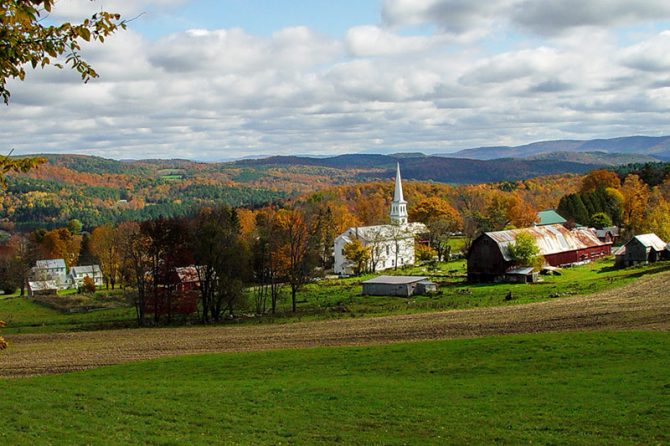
[0,153,605,230]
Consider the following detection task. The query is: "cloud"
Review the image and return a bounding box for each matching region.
[2,2,670,160]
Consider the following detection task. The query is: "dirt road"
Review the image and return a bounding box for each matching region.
[2,271,669,378]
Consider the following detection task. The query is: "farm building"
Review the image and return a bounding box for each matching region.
[68,265,104,288]
[32,259,68,289]
[614,234,669,267]
[536,210,567,226]
[361,275,436,297]
[467,224,612,283]
[596,226,620,244]
[27,280,59,297]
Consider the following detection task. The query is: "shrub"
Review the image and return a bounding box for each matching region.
[416,243,437,262]
[0,320,6,351]
[82,276,96,293]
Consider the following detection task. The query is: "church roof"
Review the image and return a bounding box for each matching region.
[339,223,427,242]
[393,162,405,203]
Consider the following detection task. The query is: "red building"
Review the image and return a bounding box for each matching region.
[467,224,612,283]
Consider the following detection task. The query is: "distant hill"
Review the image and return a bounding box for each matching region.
[526,151,660,166]
[236,154,602,183]
[442,135,670,161]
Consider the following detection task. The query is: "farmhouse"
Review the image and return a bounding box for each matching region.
[467,224,611,283]
[614,234,669,267]
[68,265,104,288]
[32,259,68,289]
[334,164,427,275]
[361,275,436,297]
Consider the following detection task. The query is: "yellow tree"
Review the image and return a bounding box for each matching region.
[343,238,370,275]
[90,224,121,289]
[41,228,81,268]
[641,188,670,241]
[620,174,649,233]
[581,169,621,193]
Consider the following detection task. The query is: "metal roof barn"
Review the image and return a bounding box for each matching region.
[468,224,612,282]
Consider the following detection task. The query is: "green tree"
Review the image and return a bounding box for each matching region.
[508,232,542,269]
[590,212,612,229]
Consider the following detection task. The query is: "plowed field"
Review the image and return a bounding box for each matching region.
[3,271,669,378]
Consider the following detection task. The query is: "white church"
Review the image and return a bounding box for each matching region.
[333,164,427,275]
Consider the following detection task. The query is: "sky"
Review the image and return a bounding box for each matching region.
[2,0,670,160]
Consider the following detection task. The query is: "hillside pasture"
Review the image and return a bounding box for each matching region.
[1,331,668,445]
[2,269,669,378]
[1,258,668,334]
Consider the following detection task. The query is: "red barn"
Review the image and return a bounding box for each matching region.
[467,224,611,283]
[143,265,205,316]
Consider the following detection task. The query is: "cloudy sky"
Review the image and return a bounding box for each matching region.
[2,0,670,160]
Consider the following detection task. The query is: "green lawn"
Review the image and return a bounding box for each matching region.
[1,331,668,445]
[266,258,670,321]
[2,258,669,334]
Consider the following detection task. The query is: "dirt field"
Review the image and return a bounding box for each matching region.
[2,271,670,378]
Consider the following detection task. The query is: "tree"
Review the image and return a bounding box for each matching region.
[590,212,612,229]
[117,221,150,325]
[274,209,318,313]
[508,232,542,269]
[343,238,370,275]
[40,227,81,268]
[81,275,96,293]
[67,218,83,235]
[409,197,463,261]
[415,243,436,262]
[620,174,649,233]
[191,207,249,322]
[581,170,620,193]
[0,0,126,104]
[89,224,120,289]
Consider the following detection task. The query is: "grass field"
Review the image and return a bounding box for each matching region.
[2,258,669,334]
[1,331,668,445]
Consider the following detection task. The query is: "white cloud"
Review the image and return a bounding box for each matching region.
[1,2,670,159]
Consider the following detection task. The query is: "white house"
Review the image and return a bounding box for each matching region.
[68,265,104,288]
[334,163,427,275]
[32,259,68,289]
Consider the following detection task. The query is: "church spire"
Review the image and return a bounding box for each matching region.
[390,162,408,225]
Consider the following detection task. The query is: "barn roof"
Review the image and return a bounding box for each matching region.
[361,275,428,285]
[484,224,608,261]
[631,234,667,251]
[175,265,206,283]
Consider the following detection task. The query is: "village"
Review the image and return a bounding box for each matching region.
[4,164,668,329]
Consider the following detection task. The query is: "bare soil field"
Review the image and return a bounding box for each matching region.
[3,271,669,378]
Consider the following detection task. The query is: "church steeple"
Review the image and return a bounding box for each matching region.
[390,163,408,225]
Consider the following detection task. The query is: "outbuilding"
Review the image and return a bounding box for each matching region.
[361,275,431,297]
[467,224,611,283]
[28,280,59,297]
[614,234,669,267]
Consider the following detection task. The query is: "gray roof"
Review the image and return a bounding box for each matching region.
[70,265,102,275]
[361,275,428,285]
[506,267,535,275]
[35,259,66,269]
[28,280,60,291]
[632,234,667,251]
